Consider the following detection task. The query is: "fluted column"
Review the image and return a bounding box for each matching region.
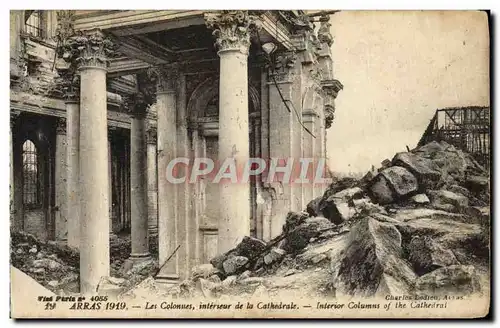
[149,67,179,283]
[205,11,261,253]
[60,29,113,294]
[55,118,68,241]
[55,60,81,248]
[146,127,158,234]
[127,93,151,263]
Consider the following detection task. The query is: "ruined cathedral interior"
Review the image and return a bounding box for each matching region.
[10,10,343,293]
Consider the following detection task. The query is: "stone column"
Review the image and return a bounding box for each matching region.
[301,111,317,204]
[108,130,113,234]
[55,118,68,241]
[10,112,23,231]
[63,29,112,294]
[267,51,298,238]
[146,127,158,235]
[150,67,178,283]
[66,98,80,248]
[127,94,151,264]
[205,11,260,254]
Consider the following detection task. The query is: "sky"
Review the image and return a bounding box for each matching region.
[326,10,490,173]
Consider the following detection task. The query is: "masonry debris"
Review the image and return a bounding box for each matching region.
[10,140,490,299]
[128,140,488,300]
[10,230,159,295]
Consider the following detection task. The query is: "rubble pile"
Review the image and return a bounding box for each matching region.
[154,141,489,300]
[10,231,159,295]
[10,230,80,293]
[10,141,490,300]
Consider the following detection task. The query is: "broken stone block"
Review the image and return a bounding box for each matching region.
[369,174,394,205]
[264,247,286,265]
[408,235,459,275]
[210,252,229,272]
[319,187,364,224]
[107,276,126,285]
[222,256,249,275]
[323,177,360,200]
[221,275,237,288]
[392,152,441,187]
[238,270,252,281]
[59,272,79,285]
[465,175,489,193]
[31,267,46,274]
[207,274,221,284]
[311,253,328,264]
[284,217,335,252]
[191,263,219,279]
[235,236,267,260]
[414,265,482,296]
[360,167,378,186]
[196,278,220,298]
[334,217,416,297]
[332,187,364,201]
[370,166,418,205]
[319,196,346,225]
[428,189,469,213]
[29,246,37,254]
[97,277,125,297]
[283,211,309,233]
[447,184,470,197]
[306,196,322,217]
[48,280,59,288]
[411,193,430,205]
[32,258,62,271]
[353,198,387,215]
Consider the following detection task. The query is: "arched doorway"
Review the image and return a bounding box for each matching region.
[187,76,262,262]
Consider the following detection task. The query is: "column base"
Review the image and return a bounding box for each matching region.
[155,273,180,286]
[121,253,152,274]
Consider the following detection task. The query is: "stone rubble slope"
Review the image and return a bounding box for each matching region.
[10,140,490,300]
[140,140,489,300]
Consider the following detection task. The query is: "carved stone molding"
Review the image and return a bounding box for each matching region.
[55,11,75,44]
[204,11,261,55]
[267,51,297,83]
[147,65,179,94]
[123,91,150,118]
[56,118,67,135]
[146,127,157,145]
[321,79,343,129]
[324,105,335,129]
[53,65,80,101]
[318,15,333,47]
[58,29,115,70]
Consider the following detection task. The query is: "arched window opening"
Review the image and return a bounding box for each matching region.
[24,10,45,38]
[22,140,40,206]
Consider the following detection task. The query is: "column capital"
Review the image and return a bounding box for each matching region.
[58,29,115,70]
[204,10,261,55]
[56,117,67,135]
[147,66,179,94]
[124,92,150,118]
[146,127,157,145]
